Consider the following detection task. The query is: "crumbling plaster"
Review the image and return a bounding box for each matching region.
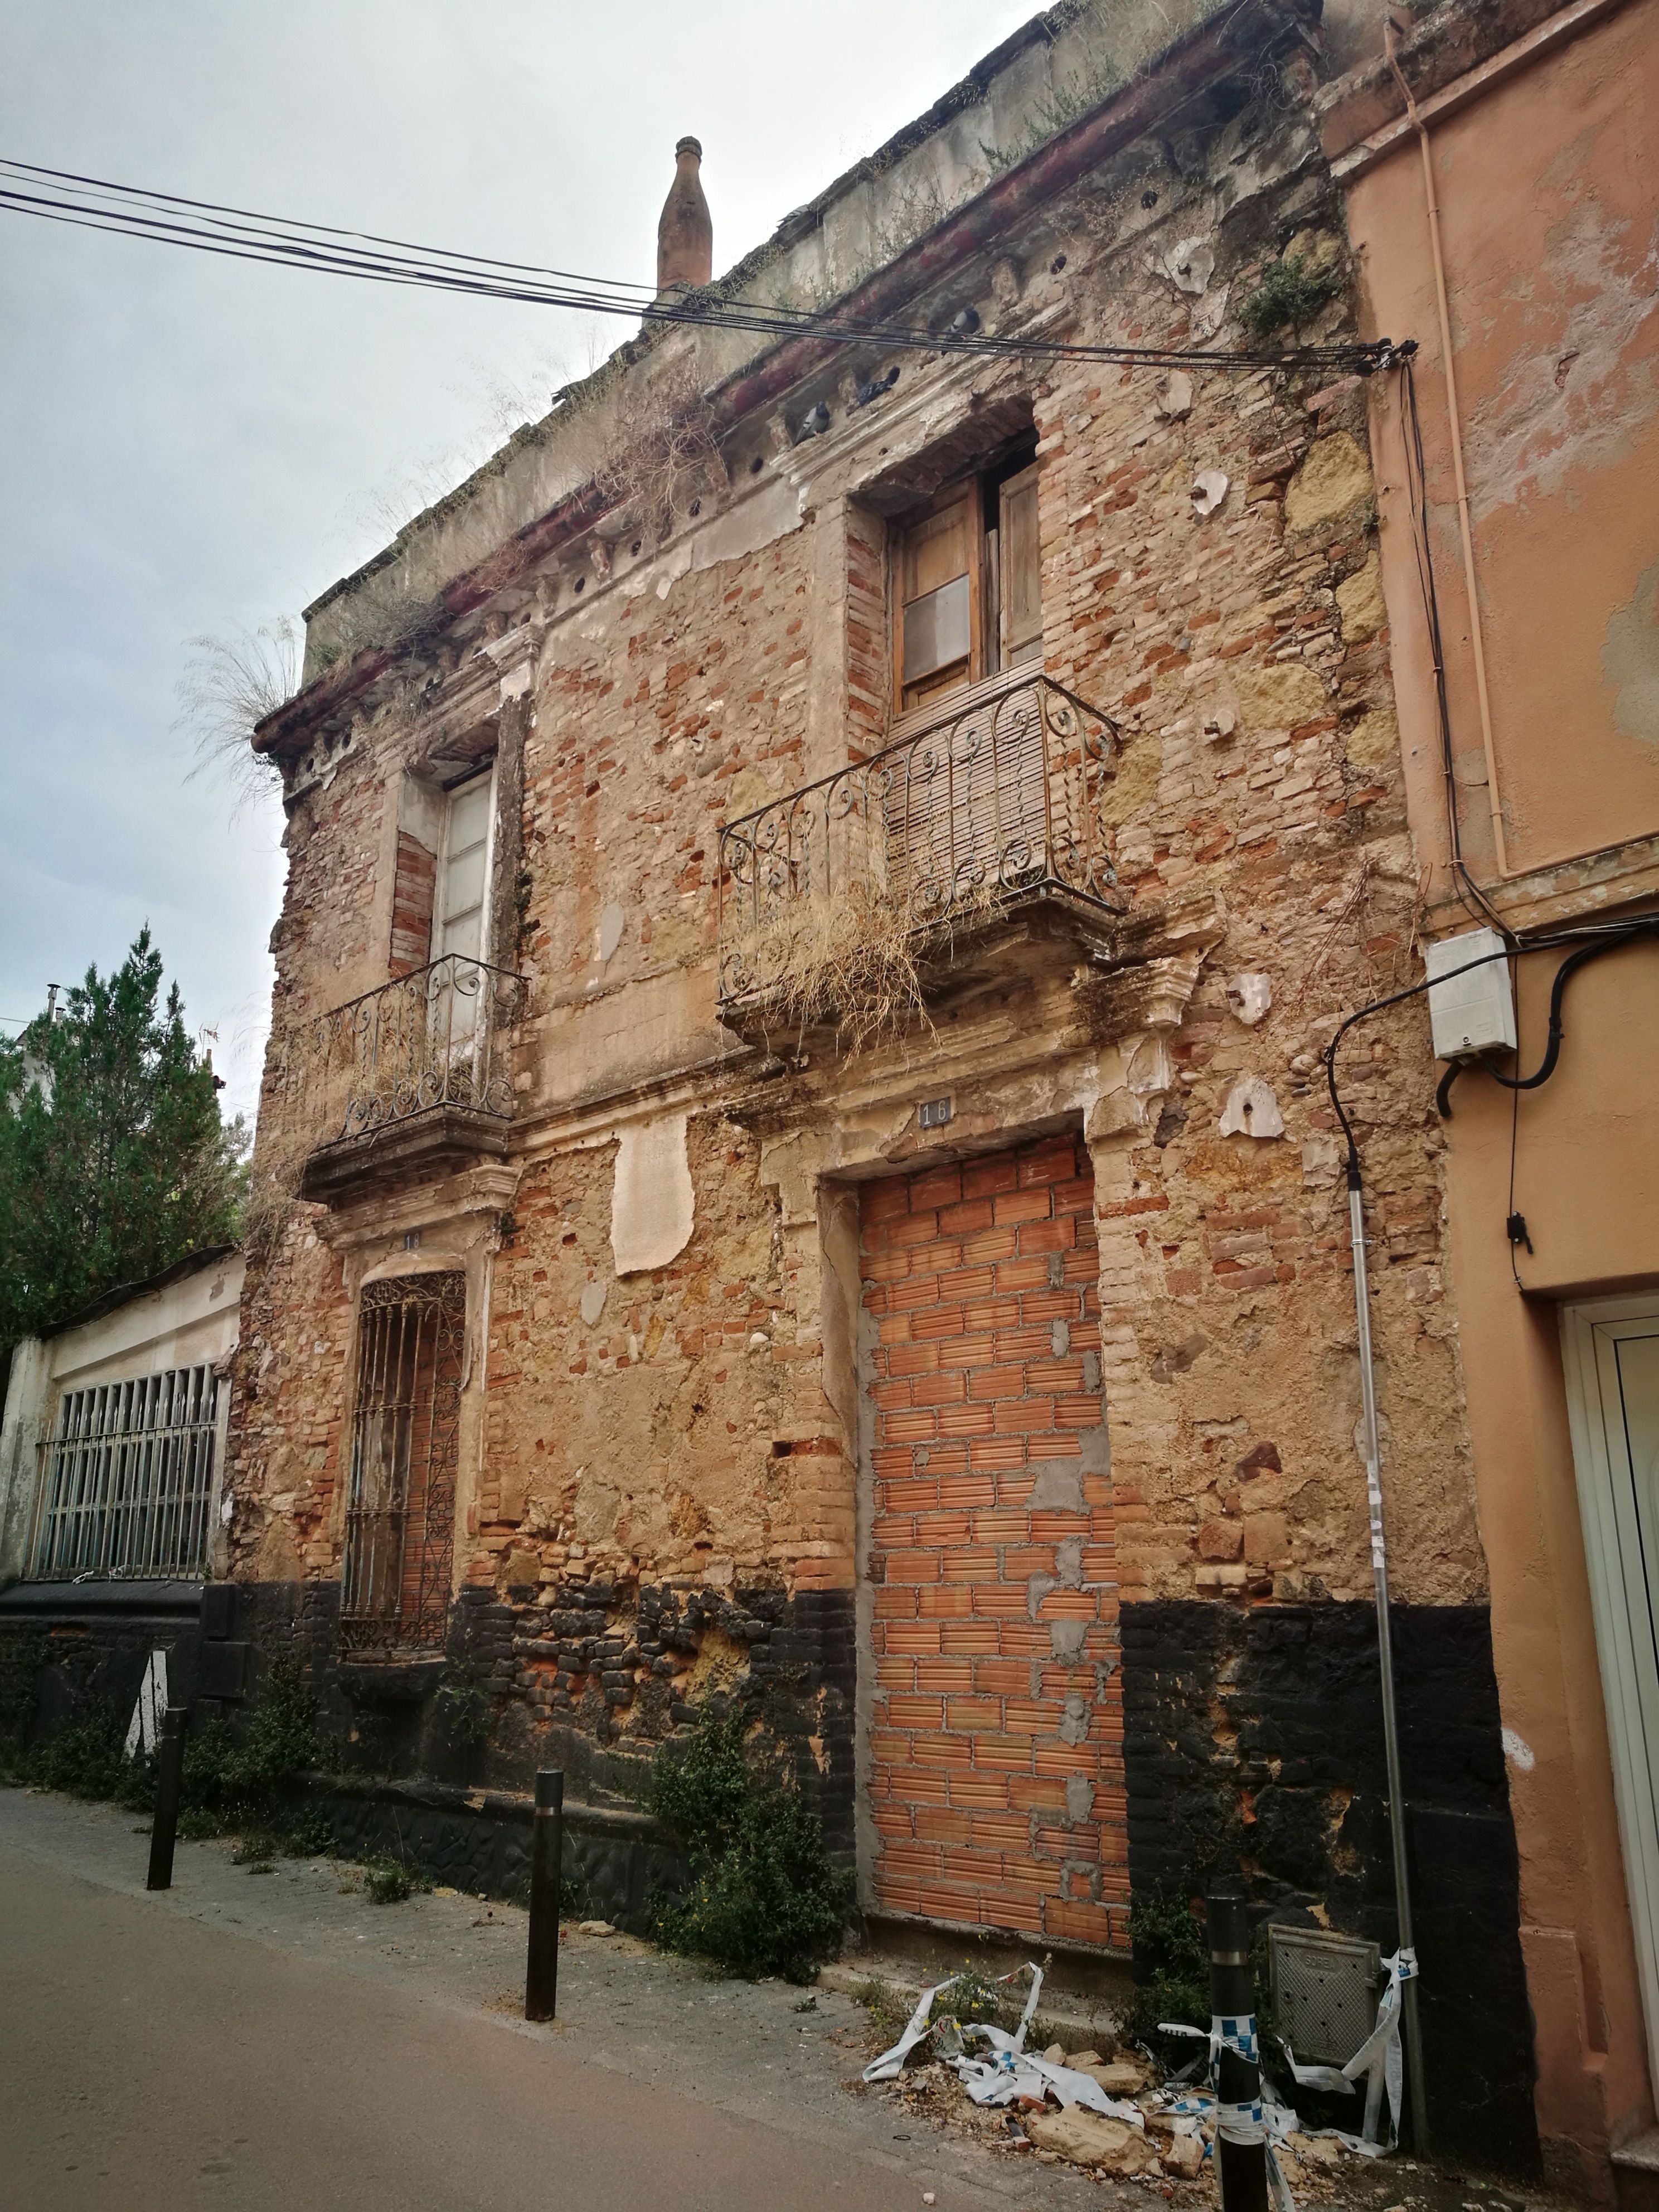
[290,0,1352,693]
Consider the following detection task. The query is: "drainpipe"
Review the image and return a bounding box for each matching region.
[1347,1158,1432,2153]
[1385,19,1510,878]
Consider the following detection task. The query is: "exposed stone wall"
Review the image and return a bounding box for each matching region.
[226,1218,352,1586]
[481,1115,847,1593]
[521,538,816,1016]
[231,25,1491,1980]
[1025,299,1476,1612]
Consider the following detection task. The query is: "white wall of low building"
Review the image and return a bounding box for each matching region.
[0,1250,244,1580]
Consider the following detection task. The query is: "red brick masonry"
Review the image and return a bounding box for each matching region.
[861,1131,1128,1951]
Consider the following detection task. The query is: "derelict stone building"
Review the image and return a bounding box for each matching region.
[223,0,1539,2171]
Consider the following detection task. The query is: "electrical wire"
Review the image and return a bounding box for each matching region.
[1323,948,1497,1177]
[0,154,1400,380]
[1432,921,1659,1117]
[0,156,664,297]
[1327,920,1659,1272]
[1506,1007,1526,1291]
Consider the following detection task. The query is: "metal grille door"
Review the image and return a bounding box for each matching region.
[341,1273,465,1655]
[31,1365,219,1579]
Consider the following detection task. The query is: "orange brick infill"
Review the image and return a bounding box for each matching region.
[862,1132,1124,1950]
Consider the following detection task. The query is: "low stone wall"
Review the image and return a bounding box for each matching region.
[288,1772,687,1928]
[0,1580,211,1743]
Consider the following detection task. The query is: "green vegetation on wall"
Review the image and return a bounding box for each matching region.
[649,1705,852,1984]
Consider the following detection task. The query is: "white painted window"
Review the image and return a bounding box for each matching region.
[31,1366,220,1579]
[436,770,494,967]
[428,770,496,1059]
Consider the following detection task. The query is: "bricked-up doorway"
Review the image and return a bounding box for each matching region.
[860,1130,1128,1950]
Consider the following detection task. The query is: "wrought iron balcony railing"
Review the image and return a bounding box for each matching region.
[273,954,525,1191]
[716,670,1121,1016]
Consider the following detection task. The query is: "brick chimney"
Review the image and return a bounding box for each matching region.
[657,136,712,294]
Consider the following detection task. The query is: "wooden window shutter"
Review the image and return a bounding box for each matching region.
[998,463,1042,668]
[389,833,437,976]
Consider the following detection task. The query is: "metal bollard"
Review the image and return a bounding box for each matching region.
[146,1706,188,1892]
[525,1767,564,2022]
[1208,1892,1269,2212]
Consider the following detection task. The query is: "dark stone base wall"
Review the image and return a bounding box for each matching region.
[288,1775,688,1927]
[1,1574,856,1891]
[441,1576,858,1857]
[1120,1599,1537,2177]
[0,1583,210,1743]
[6,1578,1537,2176]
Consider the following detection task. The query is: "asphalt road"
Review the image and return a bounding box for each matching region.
[3,1792,1526,2212]
[1,1846,947,2212]
[0,1792,1081,2212]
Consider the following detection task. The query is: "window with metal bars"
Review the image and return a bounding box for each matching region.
[339,1273,465,1656]
[30,1364,220,1580]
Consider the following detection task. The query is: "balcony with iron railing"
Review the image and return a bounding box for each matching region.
[271,954,526,1205]
[715,670,1124,1045]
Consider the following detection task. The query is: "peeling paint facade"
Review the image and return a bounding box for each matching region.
[188,0,1659,2185]
[1328,0,1659,2191]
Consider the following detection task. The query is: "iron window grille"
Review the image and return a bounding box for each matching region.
[30,1364,220,1580]
[340,1272,465,1657]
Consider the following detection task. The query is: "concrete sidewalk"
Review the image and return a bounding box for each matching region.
[0,1784,1103,2212]
[0,1786,1546,2212]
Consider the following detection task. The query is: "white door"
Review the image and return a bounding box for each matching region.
[1563,1296,1659,2088]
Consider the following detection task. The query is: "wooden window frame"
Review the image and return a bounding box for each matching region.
[887,443,1042,724]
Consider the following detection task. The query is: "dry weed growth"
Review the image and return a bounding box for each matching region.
[586,355,722,539]
[239,1156,304,1265]
[176,620,298,811]
[731,876,1004,1059]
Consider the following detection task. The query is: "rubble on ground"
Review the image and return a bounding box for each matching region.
[845,1963,1356,2194]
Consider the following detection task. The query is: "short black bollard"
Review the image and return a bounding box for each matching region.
[1208,1892,1269,2212]
[525,1768,564,2022]
[146,1706,188,1893]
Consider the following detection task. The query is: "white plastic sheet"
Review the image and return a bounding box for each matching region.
[123,1647,168,1759]
[1276,1946,1417,2153]
[861,1961,1142,2122]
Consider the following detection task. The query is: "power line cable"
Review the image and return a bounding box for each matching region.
[1,156,1403,379]
[0,156,664,295]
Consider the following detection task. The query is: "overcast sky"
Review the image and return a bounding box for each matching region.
[1,0,1040,1123]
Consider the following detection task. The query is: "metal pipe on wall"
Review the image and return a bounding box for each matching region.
[1347,1164,1431,2152]
[1384,18,1510,879]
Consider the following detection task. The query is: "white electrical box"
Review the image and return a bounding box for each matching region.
[1425,926,1515,1059]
